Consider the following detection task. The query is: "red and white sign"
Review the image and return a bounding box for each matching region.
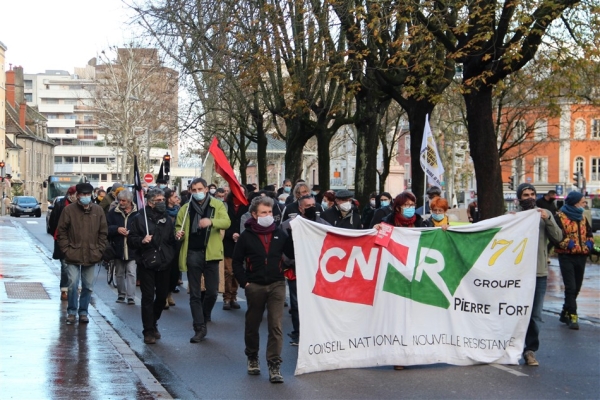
[143,173,154,183]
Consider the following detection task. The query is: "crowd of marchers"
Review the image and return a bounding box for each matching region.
[47,177,595,383]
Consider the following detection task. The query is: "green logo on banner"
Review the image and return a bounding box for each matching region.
[382,228,500,308]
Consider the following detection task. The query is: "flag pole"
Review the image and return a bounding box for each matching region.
[423,114,429,213]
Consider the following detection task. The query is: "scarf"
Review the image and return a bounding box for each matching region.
[166,205,180,219]
[394,212,417,227]
[560,204,583,222]
[432,215,450,227]
[190,197,210,234]
[245,217,277,234]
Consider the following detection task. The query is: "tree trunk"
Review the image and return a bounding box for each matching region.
[316,128,334,192]
[464,87,505,219]
[285,120,313,183]
[404,101,435,208]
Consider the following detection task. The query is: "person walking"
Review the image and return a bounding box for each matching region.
[175,178,231,343]
[553,191,594,330]
[164,188,182,309]
[232,196,293,383]
[514,183,562,366]
[49,185,77,301]
[128,188,176,344]
[107,189,139,305]
[57,183,108,324]
[223,187,249,310]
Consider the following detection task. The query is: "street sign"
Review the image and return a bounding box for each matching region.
[555,185,563,195]
[143,173,154,183]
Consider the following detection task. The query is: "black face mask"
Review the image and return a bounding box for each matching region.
[154,202,167,213]
[303,206,317,221]
[519,198,536,210]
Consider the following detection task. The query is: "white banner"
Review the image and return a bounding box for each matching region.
[290,210,541,375]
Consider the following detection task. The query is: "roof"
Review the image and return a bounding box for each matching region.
[4,135,22,150]
[5,102,55,146]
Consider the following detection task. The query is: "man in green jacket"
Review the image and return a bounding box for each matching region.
[176,177,231,343]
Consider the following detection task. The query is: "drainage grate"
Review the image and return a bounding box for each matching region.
[4,282,51,299]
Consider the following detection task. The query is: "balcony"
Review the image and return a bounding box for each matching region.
[47,119,76,128]
[38,104,74,114]
[74,105,95,111]
[76,119,98,126]
[77,133,98,140]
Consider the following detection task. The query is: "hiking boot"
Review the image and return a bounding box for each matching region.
[559,310,569,324]
[569,314,579,330]
[116,296,126,303]
[66,314,76,325]
[223,301,231,310]
[247,357,260,375]
[144,333,156,344]
[60,291,68,301]
[190,324,207,343]
[523,350,539,366]
[167,293,176,306]
[230,300,241,309]
[268,361,284,383]
[79,315,89,323]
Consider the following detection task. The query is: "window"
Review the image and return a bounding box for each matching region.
[24,93,33,102]
[62,139,74,145]
[64,129,75,134]
[574,157,584,177]
[46,114,58,119]
[404,135,411,155]
[513,121,526,140]
[24,80,33,89]
[64,156,78,164]
[83,129,94,138]
[533,157,548,182]
[64,99,78,105]
[111,174,120,181]
[574,119,586,139]
[534,119,547,141]
[404,163,411,178]
[81,156,90,163]
[47,128,58,134]
[592,158,599,181]
[94,157,107,163]
[43,99,59,104]
[54,156,63,164]
[593,119,600,139]
[65,114,77,120]
[88,174,100,181]
[101,174,108,181]
[83,114,93,122]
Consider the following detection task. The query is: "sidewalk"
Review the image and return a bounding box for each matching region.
[0,217,171,399]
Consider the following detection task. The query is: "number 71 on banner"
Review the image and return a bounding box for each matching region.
[488,238,528,266]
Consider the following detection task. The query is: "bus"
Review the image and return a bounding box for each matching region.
[44,175,87,203]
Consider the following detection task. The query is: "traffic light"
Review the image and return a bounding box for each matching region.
[508,175,515,191]
[163,154,171,174]
[573,171,581,188]
[0,161,5,168]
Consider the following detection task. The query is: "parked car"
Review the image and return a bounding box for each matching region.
[10,196,42,218]
[46,196,64,234]
[591,208,600,233]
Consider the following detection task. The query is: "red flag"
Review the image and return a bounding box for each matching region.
[208,137,249,206]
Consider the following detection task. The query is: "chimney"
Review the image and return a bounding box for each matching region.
[6,68,16,107]
[20,102,27,130]
[13,66,25,105]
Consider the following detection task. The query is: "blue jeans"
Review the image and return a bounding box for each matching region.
[66,263,95,316]
[524,276,547,353]
[287,279,299,339]
[59,259,69,290]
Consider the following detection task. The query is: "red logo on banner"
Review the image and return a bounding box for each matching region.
[312,233,382,305]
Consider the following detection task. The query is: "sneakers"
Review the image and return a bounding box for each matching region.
[569,314,579,330]
[288,332,299,346]
[79,315,89,323]
[60,291,68,301]
[127,298,135,305]
[223,301,231,311]
[230,300,241,309]
[66,314,76,324]
[559,310,569,324]
[523,350,539,366]
[268,361,284,383]
[247,357,260,375]
[116,297,126,303]
[144,333,156,344]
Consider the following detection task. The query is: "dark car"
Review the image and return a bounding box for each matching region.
[591,208,600,233]
[46,196,64,234]
[10,196,42,218]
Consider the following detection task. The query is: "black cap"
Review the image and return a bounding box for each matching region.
[76,183,94,194]
[335,189,353,199]
[426,186,442,196]
[156,179,168,184]
[312,184,321,191]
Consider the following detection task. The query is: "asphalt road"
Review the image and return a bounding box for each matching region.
[15,215,600,399]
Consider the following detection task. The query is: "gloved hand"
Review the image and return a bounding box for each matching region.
[586,240,594,252]
[567,239,575,250]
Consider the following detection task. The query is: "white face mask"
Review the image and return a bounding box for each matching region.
[370,200,376,207]
[209,189,216,194]
[257,215,274,227]
[339,201,352,212]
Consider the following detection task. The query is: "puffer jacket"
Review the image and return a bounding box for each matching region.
[107,204,138,261]
[57,202,108,266]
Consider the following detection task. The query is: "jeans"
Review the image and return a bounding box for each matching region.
[223,257,239,302]
[244,280,286,363]
[524,276,547,353]
[115,259,137,299]
[287,279,299,339]
[558,254,587,314]
[66,264,95,316]
[139,266,170,334]
[186,250,219,326]
[59,259,69,291]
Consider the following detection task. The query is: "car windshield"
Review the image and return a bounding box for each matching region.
[18,197,37,204]
[591,208,600,218]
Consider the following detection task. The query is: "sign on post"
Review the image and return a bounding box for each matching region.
[143,173,154,183]
[555,185,563,195]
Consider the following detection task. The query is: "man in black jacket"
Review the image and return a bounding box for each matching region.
[233,196,293,384]
[321,189,362,229]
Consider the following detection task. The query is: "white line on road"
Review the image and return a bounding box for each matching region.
[490,363,529,377]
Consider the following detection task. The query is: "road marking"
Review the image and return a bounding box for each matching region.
[490,363,528,377]
[26,221,39,224]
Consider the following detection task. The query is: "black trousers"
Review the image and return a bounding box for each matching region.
[558,254,587,315]
[139,266,170,334]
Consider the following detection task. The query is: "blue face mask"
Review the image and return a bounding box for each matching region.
[577,206,585,212]
[192,192,206,201]
[158,184,167,189]
[79,195,92,205]
[402,206,415,218]
[432,213,445,221]
[381,200,390,208]
[284,187,291,193]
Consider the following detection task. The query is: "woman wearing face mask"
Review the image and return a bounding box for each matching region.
[361,192,379,229]
[128,188,176,344]
[321,191,335,211]
[427,197,450,231]
[553,191,594,330]
[369,192,393,228]
[163,188,182,308]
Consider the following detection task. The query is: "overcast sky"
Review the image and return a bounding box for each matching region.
[0,0,140,75]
